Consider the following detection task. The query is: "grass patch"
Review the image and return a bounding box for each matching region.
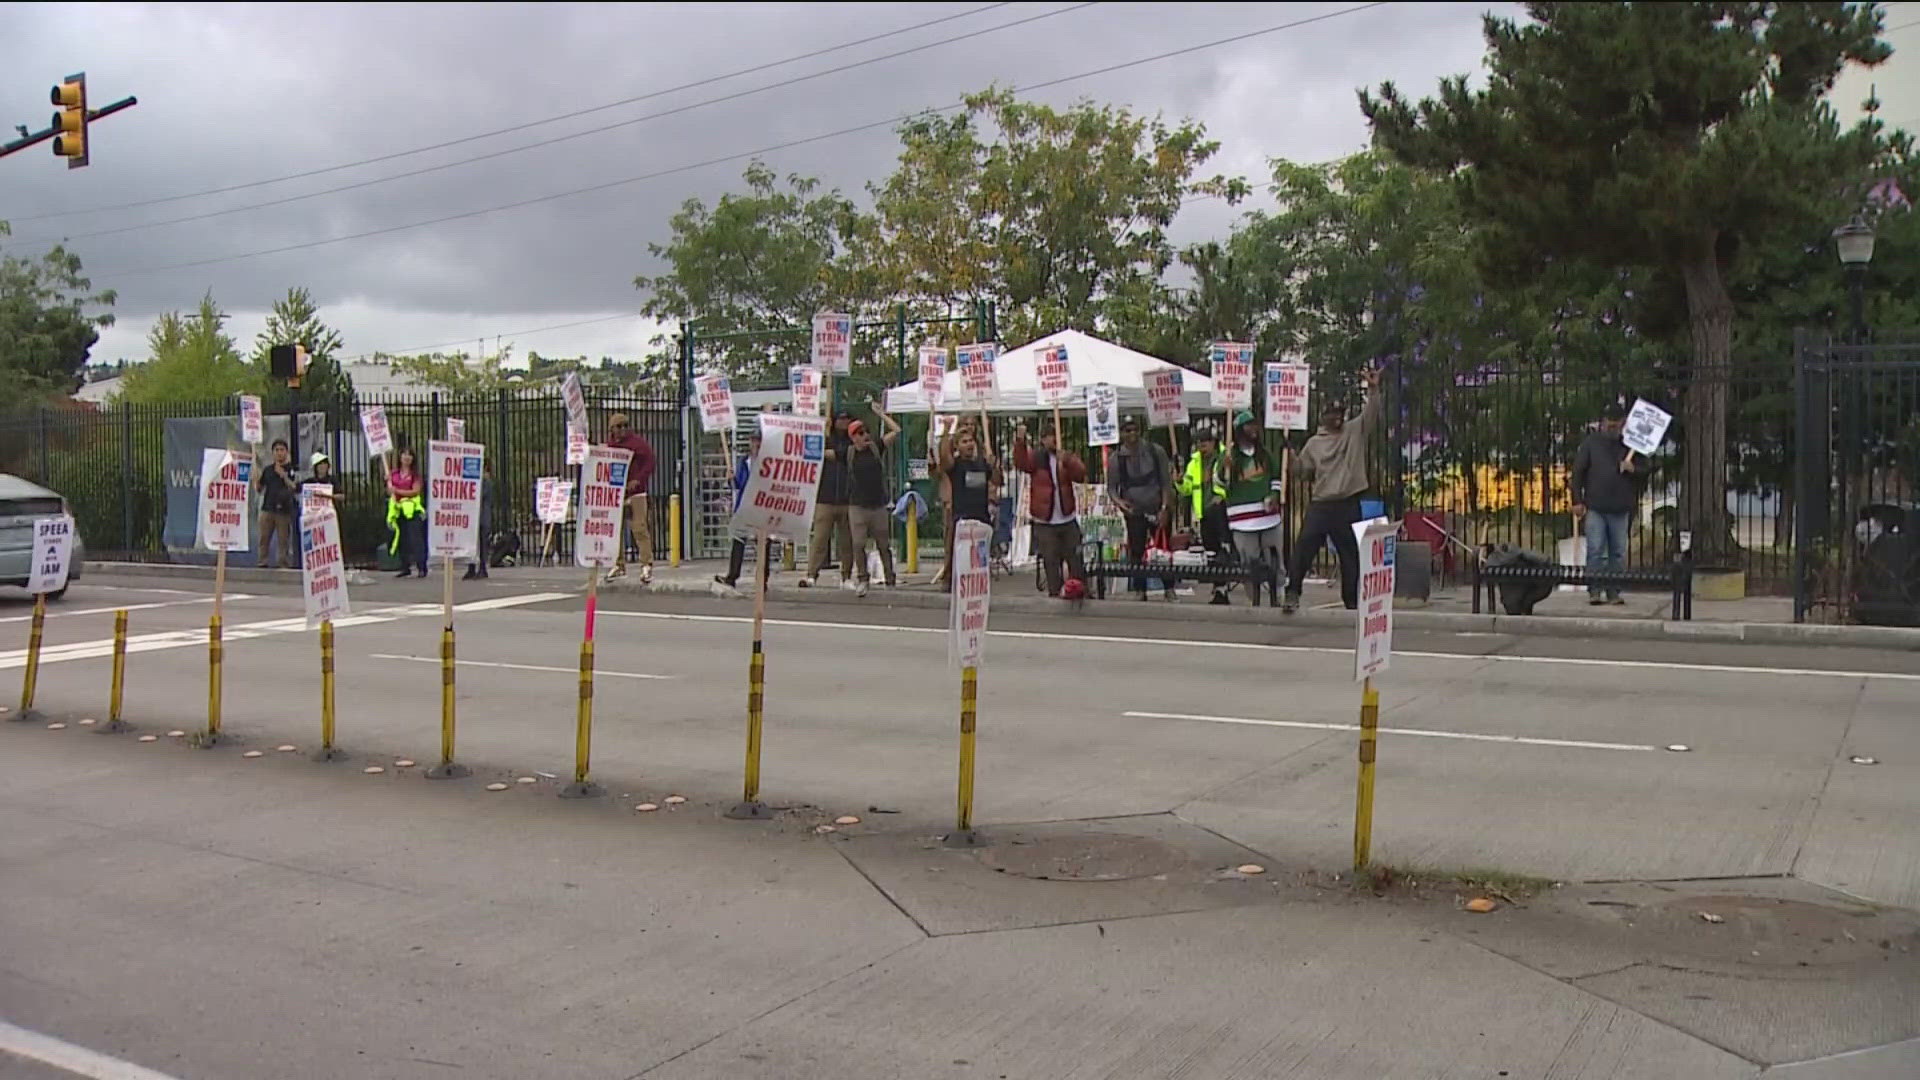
[1363,864,1558,900]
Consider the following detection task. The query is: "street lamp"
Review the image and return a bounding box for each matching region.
[1834,218,1876,344]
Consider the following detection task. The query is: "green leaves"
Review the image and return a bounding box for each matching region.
[119,293,259,405]
[0,223,117,400]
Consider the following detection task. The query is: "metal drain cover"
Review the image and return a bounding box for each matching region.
[976,831,1187,882]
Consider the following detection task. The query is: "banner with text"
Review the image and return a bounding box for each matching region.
[197,448,253,552]
[1086,383,1120,446]
[360,405,393,457]
[240,395,264,445]
[811,312,853,374]
[790,365,824,416]
[446,417,465,441]
[299,507,350,629]
[29,516,74,596]
[536,477,573,524]
[918,344,948,408]
[1208,343,1253,411]
[949,518,992,669]
[1034,344,1072,406]
[958,342,999,404]
[427,440,485,559]
[695,373,736,433]
[731,413,825,540]
[1145,368,1187,427]
[560,372,587,431]
[1622,398,1673,456]
[576,445,633,567]
[1265,362,1311,431]
[1353,518,1398,681]
[565,423,588,465]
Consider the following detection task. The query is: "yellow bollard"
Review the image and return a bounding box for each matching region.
[426,628,470,778]
[561,639,602,797]
[202,612,223,744]
[313,620,344,761]
[14,593,46,723]
[100,609,129,733]
[956,666,978,836]
[906,507,920,574]
[668,493,682,567]
[727,537,772,820]
[1352,678,1379,871]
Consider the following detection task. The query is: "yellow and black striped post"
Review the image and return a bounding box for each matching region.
[1352,677,1380,871]
[561,639,603,797]
[956,665,979,838]
[200,612,224,745]
[426,626,470,778]
[727,536,773,820]
[14,593,47,723]
[313,620,344,761]
[98,609,129,733]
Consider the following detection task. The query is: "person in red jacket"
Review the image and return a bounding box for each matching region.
[1012,418,1087,598]
[604,412,657,583]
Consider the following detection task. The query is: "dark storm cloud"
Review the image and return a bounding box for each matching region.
[1,2,1501,358]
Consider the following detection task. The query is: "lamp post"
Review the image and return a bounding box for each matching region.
[1834,218,1876,344]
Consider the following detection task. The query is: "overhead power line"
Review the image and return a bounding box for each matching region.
[364,313,646,360]
[20,2,1101,244]
[90,2,1391,283]
[5,2,1015,224]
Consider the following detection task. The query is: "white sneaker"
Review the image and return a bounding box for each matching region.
[840,578,859,592]
[855,580,869,598]
[606,566,627,580]
[639,565,653,585]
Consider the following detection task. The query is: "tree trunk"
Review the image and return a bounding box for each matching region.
[1678,238,1735,566]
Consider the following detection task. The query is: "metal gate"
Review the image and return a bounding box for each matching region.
[1793,333,1920,624]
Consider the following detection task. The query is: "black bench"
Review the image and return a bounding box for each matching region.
[1082,548,1263,601]
[1473,558,1695,619]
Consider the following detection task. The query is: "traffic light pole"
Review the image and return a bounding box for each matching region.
[0,95,136,161]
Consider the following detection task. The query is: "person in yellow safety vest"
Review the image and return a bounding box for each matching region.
[1177,425,1232,605]
[385,446,428,577]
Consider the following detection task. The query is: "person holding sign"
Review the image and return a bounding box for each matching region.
[387,446,428,578]
[603,413,657,583]
[298,452,344,514]
[1108,416,1175,601]
[713,432,765,594]
[1570,404,1646,605]
[254,439,300,569]
[462,461,497,581]
[845,410,902,597]
[799,411,858,590]
[1284,368,1383,613]
[1012,419,1088,598]
[938,419,999,593]
[1218,411,1287,606]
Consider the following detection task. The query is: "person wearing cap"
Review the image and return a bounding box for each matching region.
[1217,410,1285,605]
[296,451,344,515]
[1178,426,1231,604]
[1283,367,1383,612]
[603,413,656,583]
[1107,415,1174,600]
[844,410,901,597]
[1012,418,1088,598]
[800,410,858,589]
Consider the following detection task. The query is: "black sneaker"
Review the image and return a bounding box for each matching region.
[397,570,412,579]
[1588,596,1606,606]
[462,567,478,581]
[1281,594,1299,614]
[1209,590,1230,606]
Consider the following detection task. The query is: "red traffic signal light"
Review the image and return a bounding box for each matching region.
[50,73,87,168]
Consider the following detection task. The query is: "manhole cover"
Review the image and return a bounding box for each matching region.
[1633,894,1920,967]
[976,831,1186,882]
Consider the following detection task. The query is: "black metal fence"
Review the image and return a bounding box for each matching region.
[0,389,684,568]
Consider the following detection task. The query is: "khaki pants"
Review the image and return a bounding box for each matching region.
[616,493,652,570]
[258,511,294,569]
[804,503,854,581]
[1032,520,1086,597]
[848,506,896,585]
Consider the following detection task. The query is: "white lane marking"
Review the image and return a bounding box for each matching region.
[0,595,257,624]
[0,594,570,670]
[370,654,671,680]
[70,585,211,597]
[0,1019,186,1080]
[1124,710,1658,752]
[602,610,1920,682]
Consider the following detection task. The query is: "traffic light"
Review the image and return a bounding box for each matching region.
[51,73,87,168]
[268,343,309,383]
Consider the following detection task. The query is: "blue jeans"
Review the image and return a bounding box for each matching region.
[1583,511,1630,598]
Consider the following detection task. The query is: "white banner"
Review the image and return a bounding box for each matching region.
[695,373,736,433]
[789,365,823,416]
[1265,362,1311,431]
[197,448,252,552]
[535,477,574,524]
[28,516,74,596]
[576,445,632,567]
[360,405,394,457]
[427,440,485,559]
[560,372,587,431]
[1353,518,1399,681]
[918,344,948,408]
[299,507,350,629]
[239,395,264,445]
[1622,398,1673,456]
[958,342,999,404]
[810,312,853,374]
[446,417,465,441]
[565,423,588,465]
[1208,342,1253,411]
[1034,344,1072,406]
[300,482,335,517]
[949,518,992,669]
[731,413,825,540]
[1086,383,1120,446]
[1145,368,1187,427]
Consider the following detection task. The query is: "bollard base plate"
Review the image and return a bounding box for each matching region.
[189,730,224,749]
[12,708,45,724]
[559,781,604,799]
[725,800,773,821]
[310,746,348,763]
[424,762,471,780]
[943,829,985,849]
[95,720,131,735]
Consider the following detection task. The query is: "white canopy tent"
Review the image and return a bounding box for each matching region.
[882,329,1220,415]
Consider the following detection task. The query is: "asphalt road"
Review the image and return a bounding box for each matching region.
[2,574,1915,1079]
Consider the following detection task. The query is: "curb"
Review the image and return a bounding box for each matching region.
[84,561,1920,652]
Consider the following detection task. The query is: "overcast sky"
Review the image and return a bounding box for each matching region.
[4,2,1913,369]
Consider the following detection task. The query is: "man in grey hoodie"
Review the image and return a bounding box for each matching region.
[1107,416,1174,600]
[1570,404,1644,605]
[1284,367,1382,613]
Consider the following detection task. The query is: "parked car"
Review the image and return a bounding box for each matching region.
[0,474,87,600]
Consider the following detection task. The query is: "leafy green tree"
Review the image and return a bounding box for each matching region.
[119,293,259,404]
[380,345,515,393]
[249,287,352,407]
[1361,1,1892,563]
[867,87,1246,345]
[0,223,118,400]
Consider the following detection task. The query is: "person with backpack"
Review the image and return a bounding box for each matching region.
[1108,415,1175,600]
